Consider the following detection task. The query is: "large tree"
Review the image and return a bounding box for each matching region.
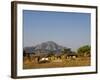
[62,48,71,54]
[77,45,91,57]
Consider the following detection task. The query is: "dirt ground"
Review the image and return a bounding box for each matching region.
[23,57,91,69]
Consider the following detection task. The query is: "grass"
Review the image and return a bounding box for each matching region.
[23,57,90,69]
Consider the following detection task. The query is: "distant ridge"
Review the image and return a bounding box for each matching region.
[24,41,68,54]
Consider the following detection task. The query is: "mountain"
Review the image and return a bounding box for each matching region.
[24,41,67,54]
[35,41,64,51]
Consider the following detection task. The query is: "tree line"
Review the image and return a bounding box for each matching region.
[62,45,91,57]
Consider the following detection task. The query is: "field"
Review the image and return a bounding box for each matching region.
[23,56,90,69]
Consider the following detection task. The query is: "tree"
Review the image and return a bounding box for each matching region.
[77,45,91,57]
[63,48,71,53]
[48,51,54,57]
[62,48,71,54]
[23,50,27,57]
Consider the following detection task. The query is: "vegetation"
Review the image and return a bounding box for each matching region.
[23,56,90,69]
[23,43,91,69]
[62,48,71,54]
[77,45,91,57]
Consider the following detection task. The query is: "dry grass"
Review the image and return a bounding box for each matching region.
[23,57,90,69]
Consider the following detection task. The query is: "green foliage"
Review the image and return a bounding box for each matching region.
[77,45,91,56]
[62,48,71,54]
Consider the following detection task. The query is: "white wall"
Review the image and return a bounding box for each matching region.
[0,0,99,80]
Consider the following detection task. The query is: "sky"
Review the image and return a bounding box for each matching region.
[23,10,91,51]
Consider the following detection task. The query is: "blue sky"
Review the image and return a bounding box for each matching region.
[23,10,91,51]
